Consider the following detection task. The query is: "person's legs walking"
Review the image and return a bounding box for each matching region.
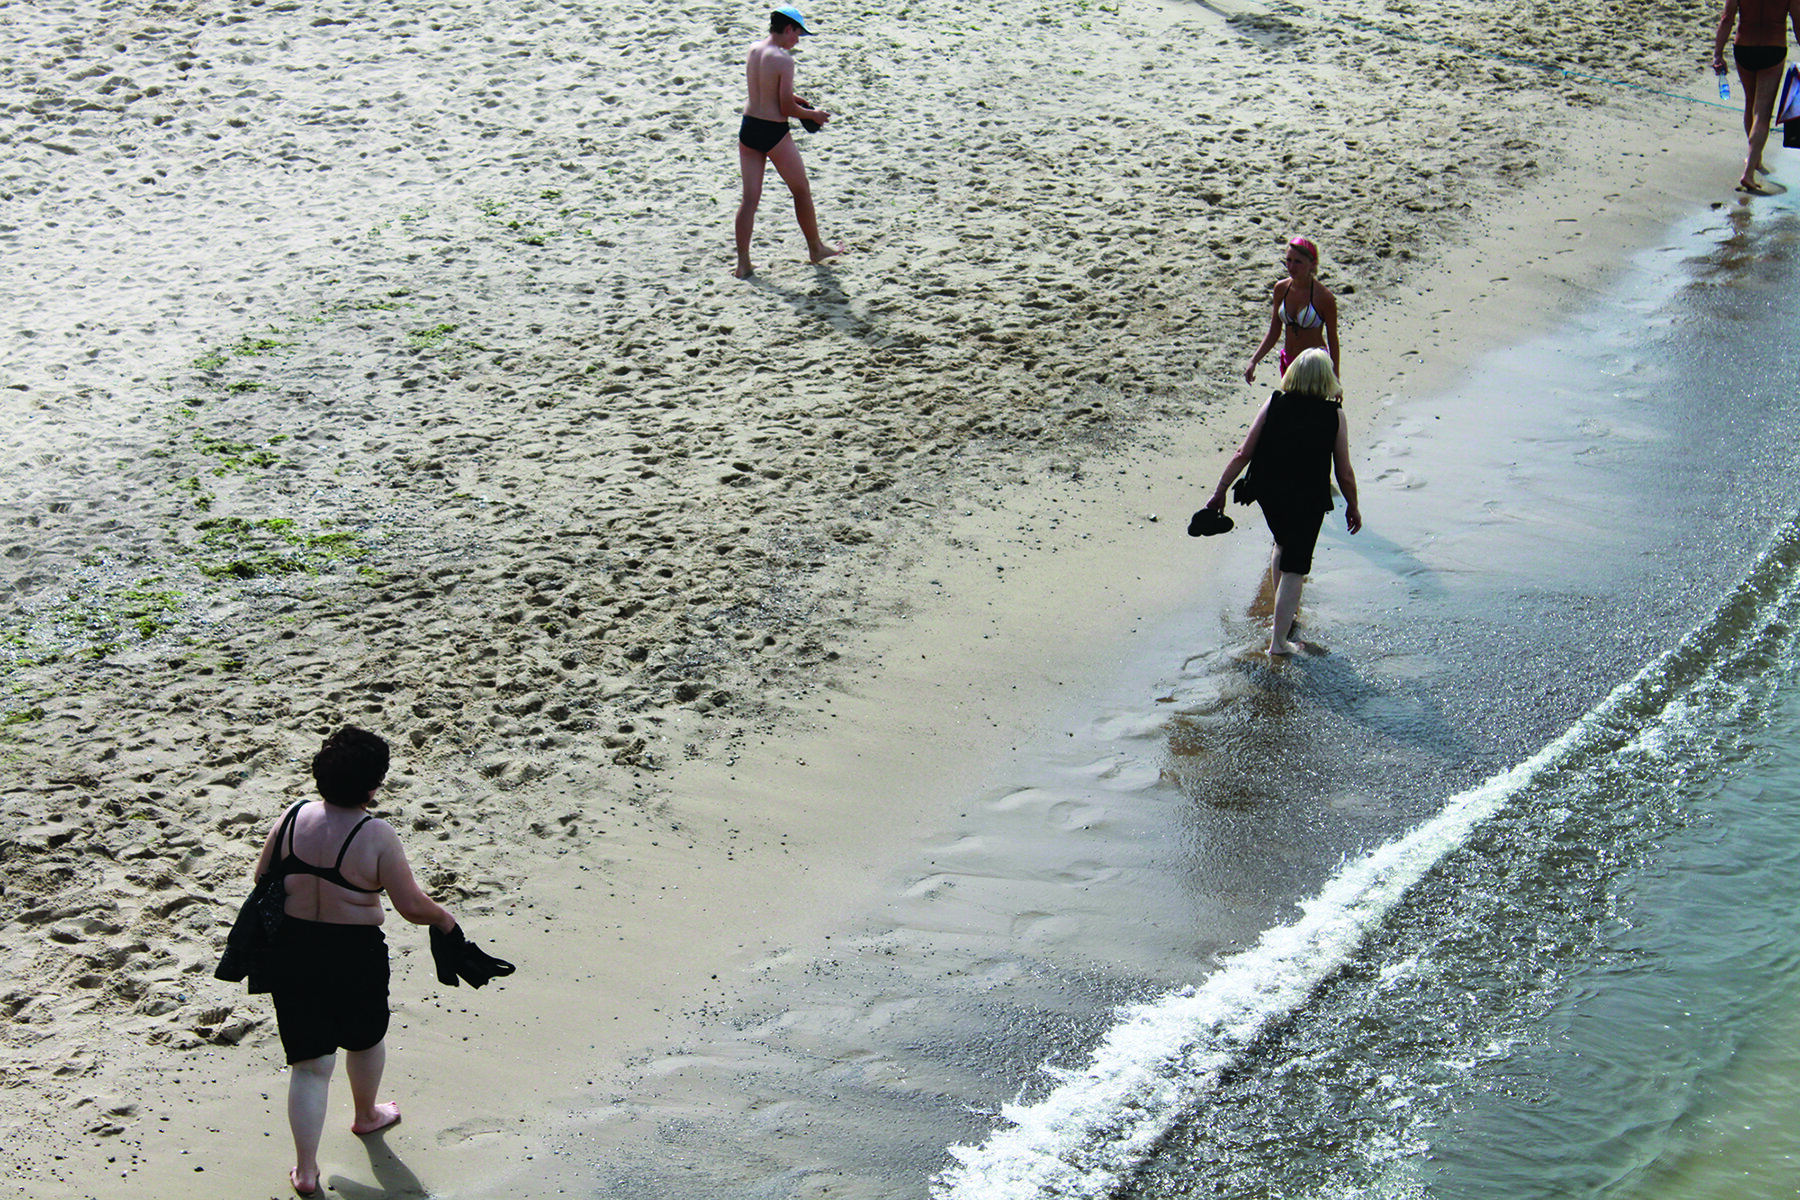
[1269,569,1306,656]
[288,1053,335,1194]
[1739,61,1758,137]
[1744,64,1785,185]
[735,143,767,277]
[346,1039,401,1134]
[768,136,844,264]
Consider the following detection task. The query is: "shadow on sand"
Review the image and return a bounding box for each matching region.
[329,1131,428,1200]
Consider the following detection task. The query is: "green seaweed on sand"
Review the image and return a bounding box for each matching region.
[0,578,186,671]
[121,583,183,639]
[192,517,365,580]
[191,433,282,474]
[190,329,291,370]
[174,476,214,510]
[408,323,459,350]
[231,332,292,357]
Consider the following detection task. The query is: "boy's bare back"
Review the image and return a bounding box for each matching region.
[744,38,794,121]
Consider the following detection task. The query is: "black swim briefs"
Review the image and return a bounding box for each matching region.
[1735,43,1788,73]
[270,918,390,1064]
[739,114,792,154]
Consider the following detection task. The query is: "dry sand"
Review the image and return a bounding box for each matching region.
[0,0,1743,1195]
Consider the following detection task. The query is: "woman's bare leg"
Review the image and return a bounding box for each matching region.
[1269,570,1306,655]
[287,1053,335,1194]
[346,1040,400,1134]
[1267,542,1304,655]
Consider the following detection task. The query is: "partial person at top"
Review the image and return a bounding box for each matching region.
[1713,0,1800,192]
[735,6,848,278]
[1244,236,1340,389]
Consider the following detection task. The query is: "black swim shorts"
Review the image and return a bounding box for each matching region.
[739,114,792,154]
[1735,44,1787,73]
[1259,499,1328,576]
[270,918,390,1064]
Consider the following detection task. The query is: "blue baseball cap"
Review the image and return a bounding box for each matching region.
[773,6,813,33]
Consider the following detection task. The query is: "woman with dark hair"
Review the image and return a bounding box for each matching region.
[251,726,457,1196]
[1243,235,1340,386]
[1205,348,1362,656]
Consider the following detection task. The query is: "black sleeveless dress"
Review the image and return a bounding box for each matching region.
[1249,389,1340,575]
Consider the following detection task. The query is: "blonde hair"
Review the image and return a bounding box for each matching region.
[1279,347,1342,399]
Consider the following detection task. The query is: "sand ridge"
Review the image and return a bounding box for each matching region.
[0,0,1720,1193]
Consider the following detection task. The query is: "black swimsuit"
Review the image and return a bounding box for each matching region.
[279,808,380,894]
[269,805,389,1063]
[1735,44,1788,72]
[739,113,792,154]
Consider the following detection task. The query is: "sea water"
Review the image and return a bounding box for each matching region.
[932,195,1800,1198]
[1122,527,1800,1200]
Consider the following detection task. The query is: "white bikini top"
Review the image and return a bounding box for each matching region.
[1282,283,1326,330]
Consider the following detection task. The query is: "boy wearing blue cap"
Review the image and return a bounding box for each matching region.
[735,7,847,278]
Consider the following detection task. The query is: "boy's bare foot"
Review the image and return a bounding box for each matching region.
[809,240,847,264]
[291,1166,321,1196]
[351,1101,401,1135]
[734,261,755,279]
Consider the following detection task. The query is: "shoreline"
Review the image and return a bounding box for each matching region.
[483,100,1749,1191]
[480,84,1750,1198]
[0,0,1752,1195]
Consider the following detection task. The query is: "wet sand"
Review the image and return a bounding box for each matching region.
[0,0,1742,1196]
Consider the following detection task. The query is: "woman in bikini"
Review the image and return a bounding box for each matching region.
[1713,0,1800,192]
[251,726,458,1196]
[1243,236,1340,387]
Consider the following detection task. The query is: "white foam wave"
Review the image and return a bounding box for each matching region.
[931,687,1623,1199]
[935,523,1800,1199]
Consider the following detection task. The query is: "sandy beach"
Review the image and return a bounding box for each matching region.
[0,0,1743,1195]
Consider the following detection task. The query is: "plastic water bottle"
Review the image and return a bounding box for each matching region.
[1719,69,1731,100]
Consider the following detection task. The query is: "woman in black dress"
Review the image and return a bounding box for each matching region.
[1205,348,1362,655]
